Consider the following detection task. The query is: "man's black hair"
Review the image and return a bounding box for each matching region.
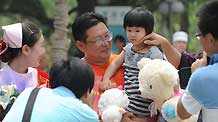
[71,12,107,43]
[197,1,218,39]
[50,57,94,99]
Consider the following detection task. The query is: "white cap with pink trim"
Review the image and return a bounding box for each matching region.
[172,31,188,42]
[2,23,22,48]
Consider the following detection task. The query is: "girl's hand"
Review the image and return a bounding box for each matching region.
[121,112,135,122]
[100,79,113,90]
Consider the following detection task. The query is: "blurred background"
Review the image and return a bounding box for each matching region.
[0,0,209,70]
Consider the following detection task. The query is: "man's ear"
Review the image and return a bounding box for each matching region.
[80,89,94,106]
[207,33,215,46]
[76,40,85,52]
[80,89,90,100]
[84,90,90,99]
[21,44,30,56]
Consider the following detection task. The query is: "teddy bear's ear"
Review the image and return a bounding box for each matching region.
[161,73,179,86]
[137,58,151,70]
[159,63,178,86]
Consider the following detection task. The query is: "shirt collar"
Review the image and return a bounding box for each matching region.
[53,86,76,98]
[4,64,33,78]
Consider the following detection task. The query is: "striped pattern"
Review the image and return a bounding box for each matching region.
[123,43,164,117]
[124,64,153,117]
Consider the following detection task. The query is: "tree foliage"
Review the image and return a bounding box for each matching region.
[0,0,210,54]
[0,0,52,26]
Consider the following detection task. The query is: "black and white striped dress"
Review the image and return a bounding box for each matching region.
[124,43,164,117]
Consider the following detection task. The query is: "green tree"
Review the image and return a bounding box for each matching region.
[0,0,52,26]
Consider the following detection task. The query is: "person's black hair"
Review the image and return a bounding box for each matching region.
[1,21,41,63]
[197,1,218,39]
[113,35,126,43]
[123,7,154,34]
[49,57,95,99]
[71,12,107,43]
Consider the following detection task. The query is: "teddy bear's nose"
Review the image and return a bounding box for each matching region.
[149,85,152,89]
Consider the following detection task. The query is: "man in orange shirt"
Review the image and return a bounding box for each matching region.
[36,67,49,87]
[71,12,124,112]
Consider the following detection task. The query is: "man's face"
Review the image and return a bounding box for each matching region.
[197,33,214,57]
[173,41,187,53]
[80,22,112,63]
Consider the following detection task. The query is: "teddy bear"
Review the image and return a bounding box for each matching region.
[98,87,129,122]
[137,58,197,122]
[137,58,179,111]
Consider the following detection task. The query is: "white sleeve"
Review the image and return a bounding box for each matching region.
[181,90,202,115]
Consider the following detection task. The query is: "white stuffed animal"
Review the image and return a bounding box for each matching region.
[98,87,129,122]
[138,58,179,110]
[137,58,197,122]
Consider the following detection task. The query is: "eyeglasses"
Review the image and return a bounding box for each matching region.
[87,31,113,46]
[195,33,202,40]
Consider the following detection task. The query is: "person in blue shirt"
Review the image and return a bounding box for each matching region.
[141,1,218,122]
[3,57,98,122]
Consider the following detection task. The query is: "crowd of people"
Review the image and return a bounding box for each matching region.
[0,1,218,122]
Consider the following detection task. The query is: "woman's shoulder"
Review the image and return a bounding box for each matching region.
[0,64,12,83]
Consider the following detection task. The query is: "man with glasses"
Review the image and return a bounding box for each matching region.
[144,1,218,121]
[176,1,218,121]
[71,12,124,113]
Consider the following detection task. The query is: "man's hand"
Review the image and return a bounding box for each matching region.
[121,112,135,122]
[143,32,168,46]
[191,52,207,73]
